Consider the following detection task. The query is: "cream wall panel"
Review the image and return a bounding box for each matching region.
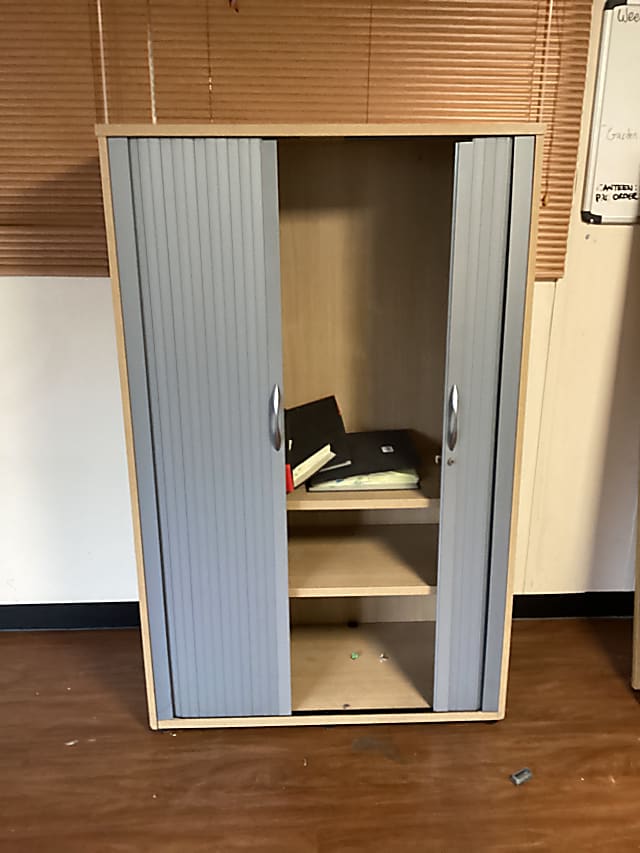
[523,0,640,593]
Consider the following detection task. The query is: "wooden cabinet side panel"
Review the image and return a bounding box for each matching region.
[497,136,546,716]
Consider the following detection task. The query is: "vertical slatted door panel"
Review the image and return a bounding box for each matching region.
[482,136,535,712]
[434,137,513,713]
[108,139,173,722]
[123,136,290,719]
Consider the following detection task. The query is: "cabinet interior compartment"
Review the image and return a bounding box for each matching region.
[279,136,454,714]
[290,620,435,713]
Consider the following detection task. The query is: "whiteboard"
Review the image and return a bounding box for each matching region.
[582,0,640,224]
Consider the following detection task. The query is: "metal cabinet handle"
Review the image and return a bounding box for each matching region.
[270,384,282,451]
[447,384,459,452]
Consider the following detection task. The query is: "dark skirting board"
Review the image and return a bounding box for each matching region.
[0,593,633,631]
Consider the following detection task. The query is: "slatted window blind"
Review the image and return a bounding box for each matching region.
[91,1,152,123]
[2,0,591,278]
[1,1,107,275]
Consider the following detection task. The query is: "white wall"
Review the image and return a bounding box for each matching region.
[0,277,137,603]
[514,0,640,593]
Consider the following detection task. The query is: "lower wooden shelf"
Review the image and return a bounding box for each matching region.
[288,524,438,597]
[290,622,434,712]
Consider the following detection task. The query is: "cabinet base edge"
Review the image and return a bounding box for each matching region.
[157,710,502,729]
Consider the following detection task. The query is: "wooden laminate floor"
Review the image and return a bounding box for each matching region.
[2,619,640,852]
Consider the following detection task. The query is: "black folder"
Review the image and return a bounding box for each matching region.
[308,429,419,487]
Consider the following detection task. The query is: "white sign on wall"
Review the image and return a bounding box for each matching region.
[582,0,640,224]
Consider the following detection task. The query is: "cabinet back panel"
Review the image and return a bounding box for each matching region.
[279,138,454,445]
[290,597,436,625]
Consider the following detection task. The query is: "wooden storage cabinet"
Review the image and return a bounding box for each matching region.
[98,122,542,729]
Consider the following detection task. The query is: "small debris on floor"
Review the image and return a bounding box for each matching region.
[580,777,585,782]
[352,736,405,764]
[510,768,533,786]
[342,703,350,710]
[65,740,79,747]
[88,738,97,743]
[303,758,308,767]
[609,775,617,784]
[379,653,389,662]
[152,794,157,799]
[66,687,71,692]
[34,691,40,696]
[350,651,360,660]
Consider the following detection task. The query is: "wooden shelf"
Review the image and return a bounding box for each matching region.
[287,486,438,511]
[288,525,437,597]
[291,622,434,711]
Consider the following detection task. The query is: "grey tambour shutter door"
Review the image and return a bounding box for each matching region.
[433,136,514,713]
[109,137,290,719]
[482,136,535,711]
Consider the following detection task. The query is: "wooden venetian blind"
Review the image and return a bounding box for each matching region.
[90,1,152,123]
[2,0,591,279]
[365,0,592,279]
[1,0,107,275]
[207,1,372,122]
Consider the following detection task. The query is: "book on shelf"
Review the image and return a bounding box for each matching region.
[284,395,349,491]
[307,429,420,492]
